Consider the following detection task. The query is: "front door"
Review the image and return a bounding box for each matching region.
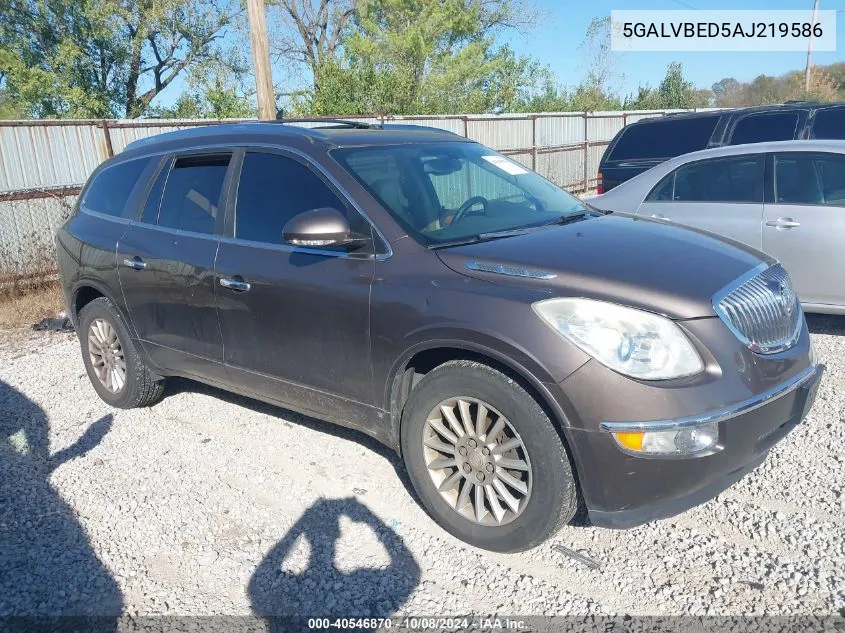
[636,154,765,250]
[763,152,845,308]
[214,149,376,425]
[118,153,233,377]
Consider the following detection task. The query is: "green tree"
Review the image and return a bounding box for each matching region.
[711,77,740,106]
[268,0,356,95]
[626,62,700,110]
[0,0,239,118]
[297,0,539,115]
[656,62,698,108]
[147,54,256,119]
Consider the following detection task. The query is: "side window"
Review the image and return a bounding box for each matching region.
[773,154,824,204]
[811,108,845,140]
[82,157,153,218]
[157,154,231,234]
[139,157,170,224]
[606,115,719,161]
[235,151,361,246]
[646,172,675,201]
[729,113,799,145]
[673,157,761,203]
[815,155,845,205]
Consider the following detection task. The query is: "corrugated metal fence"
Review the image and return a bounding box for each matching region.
[0,109,716,278]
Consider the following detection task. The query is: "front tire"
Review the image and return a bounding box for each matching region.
[400,360,577,552]
[78,297,165,408]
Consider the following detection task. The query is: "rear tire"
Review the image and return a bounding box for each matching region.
[78,297,165,408]
[400,360,577,552]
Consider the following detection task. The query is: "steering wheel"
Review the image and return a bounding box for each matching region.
[451,196,489,225]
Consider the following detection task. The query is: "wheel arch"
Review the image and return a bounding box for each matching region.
[387,338,578,450]
[388,340,590,522]
[71,279,138,340]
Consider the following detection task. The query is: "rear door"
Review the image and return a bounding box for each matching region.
[763,152,845,307]
[636,154,765,249]
[214,148,377,425]
[117,152,234,378]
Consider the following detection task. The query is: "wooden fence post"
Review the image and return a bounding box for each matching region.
[582,112,589,192]
[101,119,114,158]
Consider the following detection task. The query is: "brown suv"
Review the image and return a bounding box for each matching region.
[57,120,823,552]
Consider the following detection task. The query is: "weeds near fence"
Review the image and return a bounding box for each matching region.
[0,283,65,330]
[0,200,69,329]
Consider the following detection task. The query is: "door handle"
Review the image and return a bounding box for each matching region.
[766,217,801,230]
[219,277,251,292]
[651,213,667,219]
[122,257,147,270]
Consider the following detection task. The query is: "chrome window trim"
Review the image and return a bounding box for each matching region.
[216,234,368,259]
[600,363,820,433]
[123,215,375,260]
[712,262,803,354]
[128,222,220,242]
[80,207,133,225]
[124,140,393,261]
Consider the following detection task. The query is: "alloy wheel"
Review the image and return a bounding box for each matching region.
[88,317,126,393]
[422,396,532,526]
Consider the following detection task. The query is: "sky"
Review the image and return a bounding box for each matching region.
[502,0,845,96]
[150,0,845,111]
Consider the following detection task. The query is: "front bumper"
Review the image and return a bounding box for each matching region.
[568,363,824,529]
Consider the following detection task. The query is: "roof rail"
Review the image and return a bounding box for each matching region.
[274,117,383,129]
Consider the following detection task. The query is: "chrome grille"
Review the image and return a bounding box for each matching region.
[714,264,802,354]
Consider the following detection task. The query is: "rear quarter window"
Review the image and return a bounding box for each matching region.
[811,108,845,140]
[605,116,719,162]
[729,112,800,145]
[81,157,154,218]
[157,154,231,235]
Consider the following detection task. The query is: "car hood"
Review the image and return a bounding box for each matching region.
[435,214,773,319]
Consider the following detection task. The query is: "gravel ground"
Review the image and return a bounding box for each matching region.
[0,317,843,620]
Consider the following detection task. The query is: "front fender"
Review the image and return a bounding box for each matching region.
[382,325,589,429]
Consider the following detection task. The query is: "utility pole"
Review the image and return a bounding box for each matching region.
[804,0,820,95]
[246,0,276,120]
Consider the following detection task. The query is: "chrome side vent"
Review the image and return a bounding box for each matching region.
[465,260,556,280]
[713,264,802,354]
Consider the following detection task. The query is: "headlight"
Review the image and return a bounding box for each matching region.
[613,422,719,456]
[532,298,704,380]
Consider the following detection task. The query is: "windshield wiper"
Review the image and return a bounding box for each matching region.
[583,201,612,215]
[547,211,590,226]
[427,233,510,249]
[429,224,554,249]
[428,212,600,250]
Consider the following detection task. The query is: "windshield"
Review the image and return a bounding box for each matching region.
[331,142,589,246]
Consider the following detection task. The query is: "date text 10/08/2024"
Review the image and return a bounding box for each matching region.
[307,617,528,630]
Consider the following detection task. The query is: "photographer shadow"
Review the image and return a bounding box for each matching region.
[248,497,420,627]
[0,379,122,624]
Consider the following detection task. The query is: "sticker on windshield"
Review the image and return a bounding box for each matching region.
[481,155,528,175]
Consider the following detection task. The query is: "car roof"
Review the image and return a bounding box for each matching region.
[626,101,844,127]
[661,139,845,164]
[121,121,469,156]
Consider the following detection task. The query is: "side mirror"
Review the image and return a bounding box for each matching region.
[282,207,365,249]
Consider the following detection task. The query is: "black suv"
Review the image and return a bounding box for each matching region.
[57,121,821,551]
[598,102,845,193]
